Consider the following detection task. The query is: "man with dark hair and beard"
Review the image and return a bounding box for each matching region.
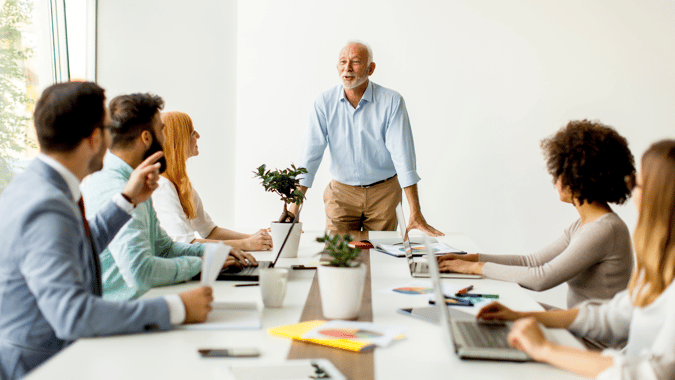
[83,93,249,301]
[0,83,214,380]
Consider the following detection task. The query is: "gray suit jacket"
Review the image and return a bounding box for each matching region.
[0,160,172,380]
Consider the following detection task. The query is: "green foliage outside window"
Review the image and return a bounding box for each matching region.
[0,0,35,193]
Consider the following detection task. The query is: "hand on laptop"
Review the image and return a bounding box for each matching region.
[437,253,479,263]
[507,318,552,361]
[228,248,258,267]
[476,302,524,322]
[438,257,484,275]
[221,256,244,271]
[179,286,214,324]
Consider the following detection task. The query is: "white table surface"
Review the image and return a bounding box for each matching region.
[25,231,584,380]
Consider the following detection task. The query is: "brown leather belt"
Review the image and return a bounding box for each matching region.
[359,175,396,188]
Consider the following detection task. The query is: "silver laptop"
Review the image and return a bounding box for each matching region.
[395,203,480,279]
[424,235,530,361]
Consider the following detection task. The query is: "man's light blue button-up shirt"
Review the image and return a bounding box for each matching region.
[297,81,421,188]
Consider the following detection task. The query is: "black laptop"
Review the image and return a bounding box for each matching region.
[217,204,303,281]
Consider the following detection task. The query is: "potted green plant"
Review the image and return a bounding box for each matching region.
[316,233,366,320]
[254,164,307,258]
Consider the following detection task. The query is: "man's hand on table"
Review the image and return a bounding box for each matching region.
[406,212,444,237]
[179,286,214,324]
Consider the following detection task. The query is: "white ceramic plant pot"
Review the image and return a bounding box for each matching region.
[270,221,303,258]
[317,264,366,320]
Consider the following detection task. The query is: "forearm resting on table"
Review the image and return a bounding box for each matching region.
[189,227,250,247]
[540,342,614,378]
[205,227,250,241]
[192,238,247,250]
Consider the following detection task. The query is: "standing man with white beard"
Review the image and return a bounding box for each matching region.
[291,41,442,236]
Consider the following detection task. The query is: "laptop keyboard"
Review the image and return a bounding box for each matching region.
[221,261,272,275]
[455,321,511,349]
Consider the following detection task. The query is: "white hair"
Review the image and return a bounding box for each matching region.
[343,41,373,65]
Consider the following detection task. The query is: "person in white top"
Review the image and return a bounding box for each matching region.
[474,139,675,379]
[152,111,272,256]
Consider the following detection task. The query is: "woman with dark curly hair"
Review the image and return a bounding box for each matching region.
[473,140,675,379]
[438,120,636,308]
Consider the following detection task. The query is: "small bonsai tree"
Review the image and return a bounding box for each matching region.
[316,233,362,267]
[254,164,308,223]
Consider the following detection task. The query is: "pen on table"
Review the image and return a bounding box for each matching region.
[456,285,474,294]
[234,283,259,287]
[455,293,499,299]
[430,297,474,307]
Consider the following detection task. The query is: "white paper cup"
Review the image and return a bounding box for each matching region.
[260,268,289,308]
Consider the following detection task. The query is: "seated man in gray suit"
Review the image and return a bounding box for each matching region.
[0,82,213,380]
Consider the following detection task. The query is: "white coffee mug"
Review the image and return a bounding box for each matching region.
[259,268,289,308]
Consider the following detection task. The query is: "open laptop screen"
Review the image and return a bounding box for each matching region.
[271,203,303,267]
[395,203,415,267]
[424,235,458,352]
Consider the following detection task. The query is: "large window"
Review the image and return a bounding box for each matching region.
[0,0,93,194]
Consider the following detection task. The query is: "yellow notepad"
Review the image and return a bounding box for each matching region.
[268,320,375,352]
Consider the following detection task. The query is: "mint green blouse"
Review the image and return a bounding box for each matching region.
[83,153,204,301]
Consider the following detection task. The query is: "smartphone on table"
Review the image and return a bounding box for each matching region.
[198,348,261,358]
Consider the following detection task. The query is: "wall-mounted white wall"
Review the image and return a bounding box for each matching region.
[234,0,675,306]
[235,0,675,247]
[96,0,238,228]
[96,0,675,307]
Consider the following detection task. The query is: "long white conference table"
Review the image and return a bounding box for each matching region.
[25,231,585,380]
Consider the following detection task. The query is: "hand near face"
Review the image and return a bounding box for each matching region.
[179,286,213,324]
[122,151,164,205]
[507,317,552,361]
[242,229,273,251]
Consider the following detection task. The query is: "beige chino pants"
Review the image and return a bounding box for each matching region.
[323,176,402,232]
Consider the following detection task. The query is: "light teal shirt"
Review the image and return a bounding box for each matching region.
[83,153,204,301]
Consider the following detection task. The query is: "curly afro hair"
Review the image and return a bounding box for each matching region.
[541,120,636,206]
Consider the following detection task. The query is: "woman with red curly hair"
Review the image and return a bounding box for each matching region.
[439,120,636,308]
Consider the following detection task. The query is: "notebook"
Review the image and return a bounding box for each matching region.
[217,204,303,281]
[268,320,376,352]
